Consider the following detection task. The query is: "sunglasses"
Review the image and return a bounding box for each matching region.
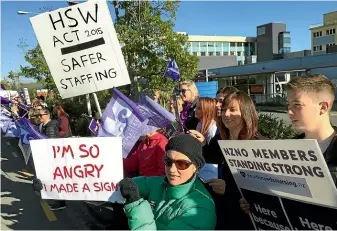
[179,89,190,95]
[38,114,47,117]
[163,156,193,170]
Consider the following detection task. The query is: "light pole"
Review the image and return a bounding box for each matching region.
[17,11,39,15]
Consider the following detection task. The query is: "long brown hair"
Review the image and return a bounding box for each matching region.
[198,97,217,136]
[219,91,258,140]
[56,104,67,117]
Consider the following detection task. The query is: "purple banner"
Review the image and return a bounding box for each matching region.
[97,88,149,158]
[13,118,47,145]
[1,97,10,105]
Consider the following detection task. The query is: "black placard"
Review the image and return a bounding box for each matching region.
[282,198,337,230]
[241,188,292,230]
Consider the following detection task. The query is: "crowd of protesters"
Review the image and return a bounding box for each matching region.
[10,74,335,229]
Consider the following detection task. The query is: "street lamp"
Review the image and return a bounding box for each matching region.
[17,11,38,15]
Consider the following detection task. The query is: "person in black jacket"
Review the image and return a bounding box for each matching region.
[179,80,199,131]
[38,108,59,139]
[37,108,66,210]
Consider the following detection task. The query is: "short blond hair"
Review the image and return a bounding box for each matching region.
[286,74,336,108]
[179,80,199,100]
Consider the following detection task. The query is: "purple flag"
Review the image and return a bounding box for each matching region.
[11,118,47,145]
[97,88,149,158]
[138,96,176,134]
[18,103,30,112]
[163,59,180,82]
[88,119,99,136]
[0,111,14,133]
[1,97,10,105]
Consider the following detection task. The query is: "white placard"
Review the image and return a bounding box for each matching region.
[199,164,218,182]
[30,137,124,202]
[218,139,337,208]
[23,88,31,105]
[30,0,130,98]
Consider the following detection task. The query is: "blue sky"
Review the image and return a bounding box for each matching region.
[1,1,336,82]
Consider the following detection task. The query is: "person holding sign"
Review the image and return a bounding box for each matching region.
[118,134,216,230]
[190,90,265,230]
[240,74,337,217]
[286,74,337,186]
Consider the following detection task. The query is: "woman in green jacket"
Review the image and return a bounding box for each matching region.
[119,134,216,230]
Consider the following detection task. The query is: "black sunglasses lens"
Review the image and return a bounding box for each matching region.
[164,156,173,167]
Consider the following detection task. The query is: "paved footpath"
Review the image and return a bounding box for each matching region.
[1,135,98,230]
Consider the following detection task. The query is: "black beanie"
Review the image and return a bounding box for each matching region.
[165,134,205,169]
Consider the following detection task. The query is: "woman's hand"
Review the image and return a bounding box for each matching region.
[188,130,206,145]
[205,179,226,195]
[239,198,250,214]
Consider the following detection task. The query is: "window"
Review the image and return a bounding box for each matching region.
[327,30,330,35]
[313,46,317,51]
[208,52,214,56]
[192,42,199,47]
[223,52,228,56]
[257,26,266,36]
[333,29,336,34]
[319,45,322,51]
[200,42,207,48]
[237,51,242,56]
[208,42,214,47]
[230,51,235,56]
[238,61,243,65]
[201,52,206,56]
[237,42,243,47]
[216,52,220,56]
[193,52,198,56]
[319,31,322,37]
[230,42,236,47]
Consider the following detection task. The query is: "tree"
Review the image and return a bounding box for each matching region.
[110,1,198,101]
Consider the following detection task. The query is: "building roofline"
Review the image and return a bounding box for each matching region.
[201,53,337,77]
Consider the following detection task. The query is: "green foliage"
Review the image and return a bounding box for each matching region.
[111,1,198,99]
[0,79,14,90]
[258,113,299,140]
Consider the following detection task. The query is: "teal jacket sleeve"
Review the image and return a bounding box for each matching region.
[124,198,157,230]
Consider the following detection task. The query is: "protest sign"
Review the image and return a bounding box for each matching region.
[30,137,124,201]
[30,0,130,98]
[23,88,31,105]
[218,139,337,230]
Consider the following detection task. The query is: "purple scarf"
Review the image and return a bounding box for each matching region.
[180,102,193,126]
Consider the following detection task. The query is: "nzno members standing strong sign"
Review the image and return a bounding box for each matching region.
[30,0,130,98]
